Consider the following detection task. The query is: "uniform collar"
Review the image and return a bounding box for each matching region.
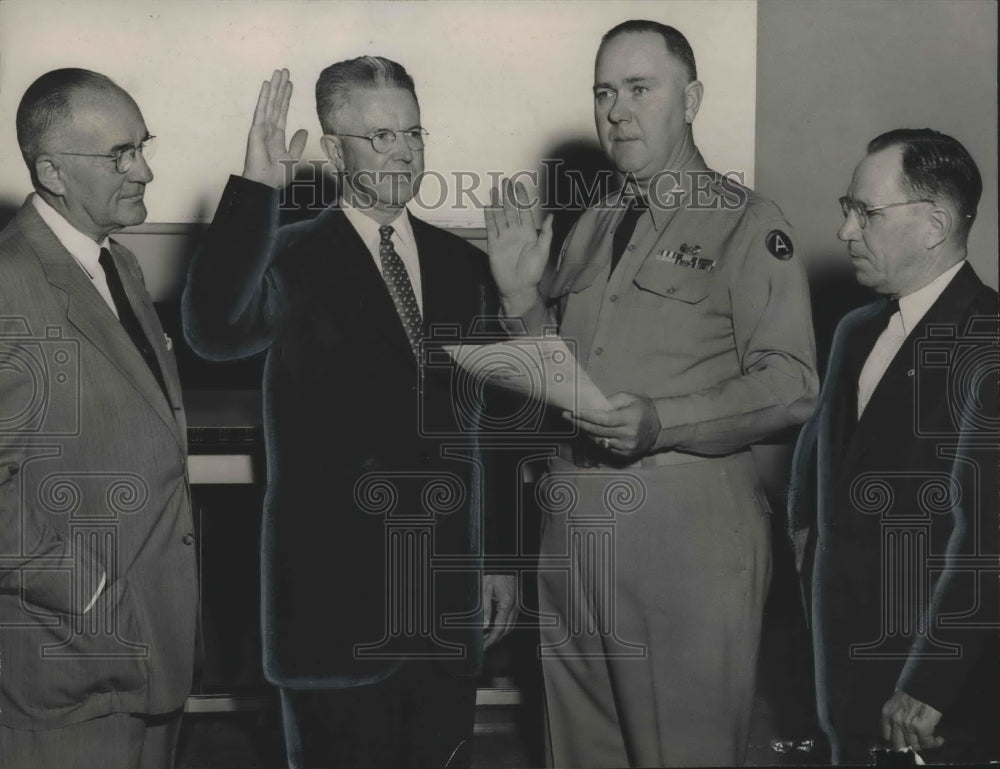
[622,145,709,232]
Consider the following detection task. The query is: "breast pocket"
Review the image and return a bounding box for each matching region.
[632,259,715,310]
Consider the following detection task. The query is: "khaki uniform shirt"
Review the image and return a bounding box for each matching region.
[522,148,818,455]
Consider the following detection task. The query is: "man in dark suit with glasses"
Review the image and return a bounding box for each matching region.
[184,61,517,769]
[789,128,999,764]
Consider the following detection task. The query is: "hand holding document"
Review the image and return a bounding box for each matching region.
[443,337,611,413]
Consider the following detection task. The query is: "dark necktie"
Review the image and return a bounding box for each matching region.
[99,248,168,397]
[856,298,902,414]
[609,196,647,278]
[853,299,899,369]
[845,298,898,426]
[378,225,424,361]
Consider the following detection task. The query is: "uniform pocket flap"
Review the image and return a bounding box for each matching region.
[549,266,601,298]
[633,261,713,303]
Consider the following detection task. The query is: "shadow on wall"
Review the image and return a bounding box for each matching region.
[0,198,22,230]
[537,138,617,258]
[807,260,878,375]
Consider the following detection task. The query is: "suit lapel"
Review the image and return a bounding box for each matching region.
[311,207,417,365]
[411,213,463,334]
[846,264,983,466]
[107,240,186,429]
[16,203,184,449]
[828,302,884,469]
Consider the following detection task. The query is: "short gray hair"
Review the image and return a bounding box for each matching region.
[16,68,126,184]
[315,56,417,134]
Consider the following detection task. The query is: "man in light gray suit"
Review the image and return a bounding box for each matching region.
[0,69,197,769]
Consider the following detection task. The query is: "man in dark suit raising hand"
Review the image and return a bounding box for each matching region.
[183,64,516,769]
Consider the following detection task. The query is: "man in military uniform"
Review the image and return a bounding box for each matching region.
[487,20,818,766]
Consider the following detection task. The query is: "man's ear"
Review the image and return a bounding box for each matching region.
[34,155,67,197]
[683,80,704,125]
[320,135,345,172]
[925,205,953,250]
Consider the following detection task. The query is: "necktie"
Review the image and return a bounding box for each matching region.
[609,196,647,278]
[99,248,168,397]
[378,225,424,361]
[857,298,902,417]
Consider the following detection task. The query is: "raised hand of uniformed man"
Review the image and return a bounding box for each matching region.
[565,392,662,459]
[485,179,553,317]
[243,68,309,189]
[881,691,944,753]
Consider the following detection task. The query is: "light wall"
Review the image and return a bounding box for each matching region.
[3,1,994,296]
[0,0,757,228]
[756,0,998,289]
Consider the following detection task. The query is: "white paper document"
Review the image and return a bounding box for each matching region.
[442,337,611,413]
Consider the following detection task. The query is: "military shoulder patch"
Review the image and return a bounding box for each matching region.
[765,229,794,260]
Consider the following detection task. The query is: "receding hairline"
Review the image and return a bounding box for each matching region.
[321,84,420,132]
[595,29,696,84]
[36,82,140,144]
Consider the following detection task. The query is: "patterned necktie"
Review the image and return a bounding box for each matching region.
[99,248,168,397]
[609,196,648,278]
[378,225,424,361]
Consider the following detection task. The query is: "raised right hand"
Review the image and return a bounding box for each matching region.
[485,178,553,317]
[243,69,309,189]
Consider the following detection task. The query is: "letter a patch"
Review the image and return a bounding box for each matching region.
[765,230,794,260]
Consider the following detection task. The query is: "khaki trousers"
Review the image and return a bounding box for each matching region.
[537,453,771,767]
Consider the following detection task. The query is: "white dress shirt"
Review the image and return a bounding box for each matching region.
[857,260,965,417]
[340,200,423,314]
[31,194,118,318]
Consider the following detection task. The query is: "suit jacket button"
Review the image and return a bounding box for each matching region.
[182,533,195,546]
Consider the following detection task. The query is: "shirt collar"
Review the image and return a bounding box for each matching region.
[636,145,708,232]
[896,260,965,335]
[31,193,110,279]
[340,199,416,252]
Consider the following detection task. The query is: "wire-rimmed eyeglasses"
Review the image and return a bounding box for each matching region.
[838,195,934,229]
[54,136,156,175]
[329,128,428,155]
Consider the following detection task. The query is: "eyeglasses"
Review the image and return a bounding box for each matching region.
[838,195,934,229]
[55,136,156,174]
[329,128,428,154]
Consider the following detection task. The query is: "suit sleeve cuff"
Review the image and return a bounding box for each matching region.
[217,174,280,218]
